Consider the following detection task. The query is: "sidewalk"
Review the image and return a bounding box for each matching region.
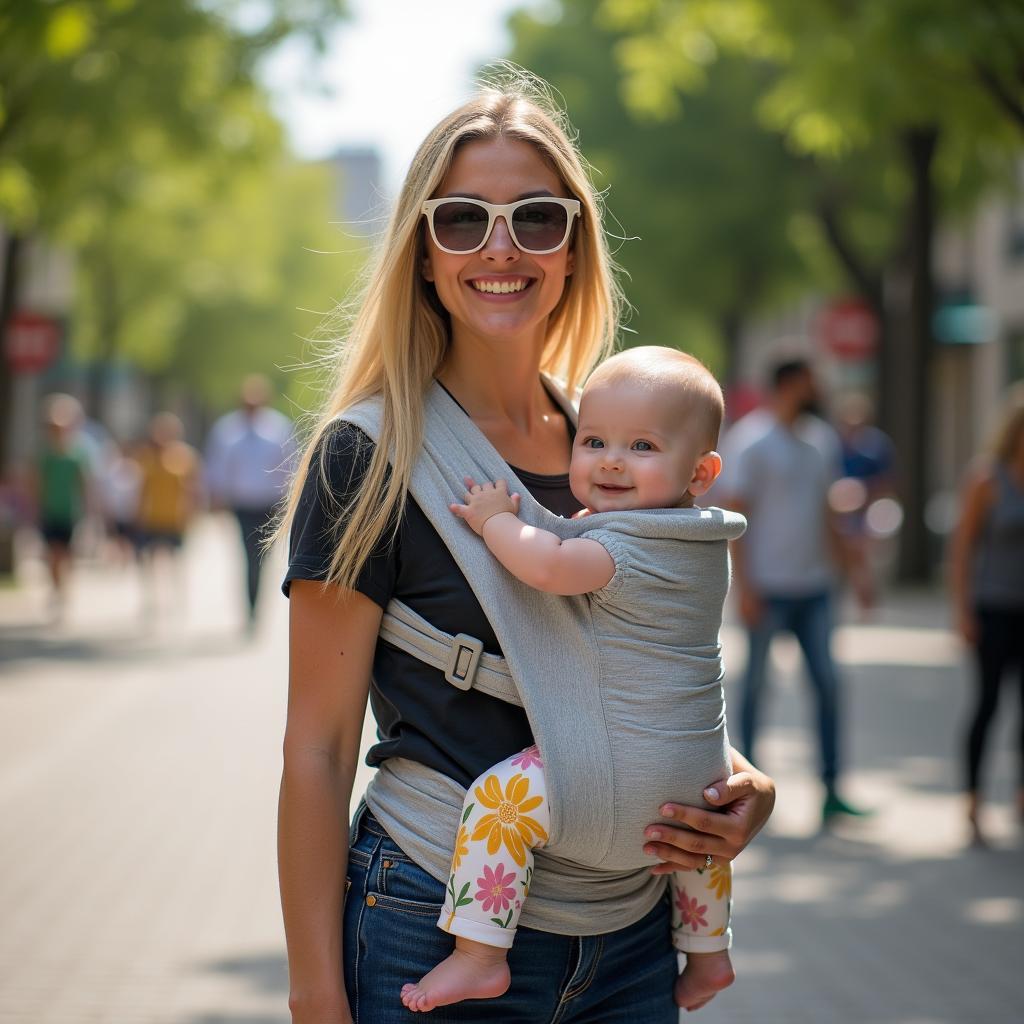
[0,517,1020,1023]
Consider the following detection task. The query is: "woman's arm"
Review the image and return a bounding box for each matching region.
[279,581,382,1024]
[643,747,776,872]
[948,463,993,645]
[451,478,614,595]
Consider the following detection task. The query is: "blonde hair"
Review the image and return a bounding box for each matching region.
[276,68,622,591]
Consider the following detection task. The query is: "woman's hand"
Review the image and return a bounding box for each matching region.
[644,749,775,873]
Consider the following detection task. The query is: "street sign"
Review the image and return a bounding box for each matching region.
[3,311,62,374]
[817,298,878,362]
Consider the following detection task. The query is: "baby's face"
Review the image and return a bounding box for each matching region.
[570,379,707,513]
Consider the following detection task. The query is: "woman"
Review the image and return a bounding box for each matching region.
[278,74,775,1023]
[950,383,1024,847]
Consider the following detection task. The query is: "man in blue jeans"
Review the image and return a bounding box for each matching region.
[716,359,873,824]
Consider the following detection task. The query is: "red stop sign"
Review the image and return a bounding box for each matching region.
[817,299,878,362]
[4,311,61,373]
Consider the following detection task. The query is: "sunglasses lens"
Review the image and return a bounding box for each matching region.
[511,201,569,252]
[431,201,490,252]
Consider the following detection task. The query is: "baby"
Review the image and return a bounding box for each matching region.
[401,346,739,1014]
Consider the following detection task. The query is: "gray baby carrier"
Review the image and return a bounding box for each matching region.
[343,380,746,934]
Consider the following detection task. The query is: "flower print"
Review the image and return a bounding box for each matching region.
[452,824,470,872]
[471,772,548,867]
[475,863,517,916]
[705,862,731,901]
[675,889,709,932]
[510,746,544,771]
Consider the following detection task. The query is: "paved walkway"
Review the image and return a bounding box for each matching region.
[0,516,1020,1023]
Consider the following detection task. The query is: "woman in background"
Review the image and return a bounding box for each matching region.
[950,383,1024,847]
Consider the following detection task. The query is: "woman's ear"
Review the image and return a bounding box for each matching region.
[565,246,576,276]
[421,253,435,282]
[688,451,723,497]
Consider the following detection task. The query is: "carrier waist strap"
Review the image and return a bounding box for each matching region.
[380,599,523,707]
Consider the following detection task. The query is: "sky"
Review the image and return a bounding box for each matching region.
[260,0,540,193]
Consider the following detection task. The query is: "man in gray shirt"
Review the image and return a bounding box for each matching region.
[205,375,296,632]
[716,360,872,824]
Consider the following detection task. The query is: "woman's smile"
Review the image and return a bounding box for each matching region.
[466,275,536,299]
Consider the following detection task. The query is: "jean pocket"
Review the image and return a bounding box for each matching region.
[374,855,446,916]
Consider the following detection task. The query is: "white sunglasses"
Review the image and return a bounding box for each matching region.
[421,196,581,255]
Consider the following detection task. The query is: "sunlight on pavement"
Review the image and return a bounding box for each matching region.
[965,897,1022,926]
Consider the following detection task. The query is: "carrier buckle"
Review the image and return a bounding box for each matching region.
[445,633,483,690]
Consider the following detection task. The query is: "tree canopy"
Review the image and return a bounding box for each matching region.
[0,0,355,430]
[510,0,1024,579]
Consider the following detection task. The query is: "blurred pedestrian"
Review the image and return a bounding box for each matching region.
[32,393,92,617]
[716,359,873,825]
[949,383,1024,847]
[99,440,142,567]
[204,374,295,632]
[834,393,896,582]
[135,413,201,614]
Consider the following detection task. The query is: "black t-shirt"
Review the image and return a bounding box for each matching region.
[283,416,582,789]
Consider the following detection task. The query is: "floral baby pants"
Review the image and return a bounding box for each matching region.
[437,745,732,953]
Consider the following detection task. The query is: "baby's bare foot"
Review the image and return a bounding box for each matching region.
[401,945,510,1013]
[674,950,735,1012]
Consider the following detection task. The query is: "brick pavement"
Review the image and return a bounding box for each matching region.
[0,517,1021,1023]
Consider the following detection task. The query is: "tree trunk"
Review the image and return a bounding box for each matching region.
[0,232,25,475]
[84,250,121,428]
[887,126,939,583]
[811,193,890,429]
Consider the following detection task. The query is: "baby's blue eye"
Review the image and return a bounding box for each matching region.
[583,437,605,449]
[632,440,654,452]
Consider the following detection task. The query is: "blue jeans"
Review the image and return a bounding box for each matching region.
[739,590,840,788]
[343,805,678,1023]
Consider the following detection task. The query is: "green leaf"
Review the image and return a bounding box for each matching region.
[45,5,93,59]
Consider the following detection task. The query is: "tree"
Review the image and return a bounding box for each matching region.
[509,0,815,390]
[598,0,1024,580]
[0,0,347,449]
[65,142,366,423]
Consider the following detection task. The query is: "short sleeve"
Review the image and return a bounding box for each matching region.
[714,416,762,505]
[578,527,636,606]
[282,421,397,607]
[715,431,756,505]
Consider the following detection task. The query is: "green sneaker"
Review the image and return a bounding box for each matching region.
[822,792,873,823]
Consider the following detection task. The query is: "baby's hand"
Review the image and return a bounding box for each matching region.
[450,477,521,536]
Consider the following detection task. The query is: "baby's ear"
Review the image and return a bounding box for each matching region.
[688,451,722,497]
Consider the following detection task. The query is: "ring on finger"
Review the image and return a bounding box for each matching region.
[703,854,713,869]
